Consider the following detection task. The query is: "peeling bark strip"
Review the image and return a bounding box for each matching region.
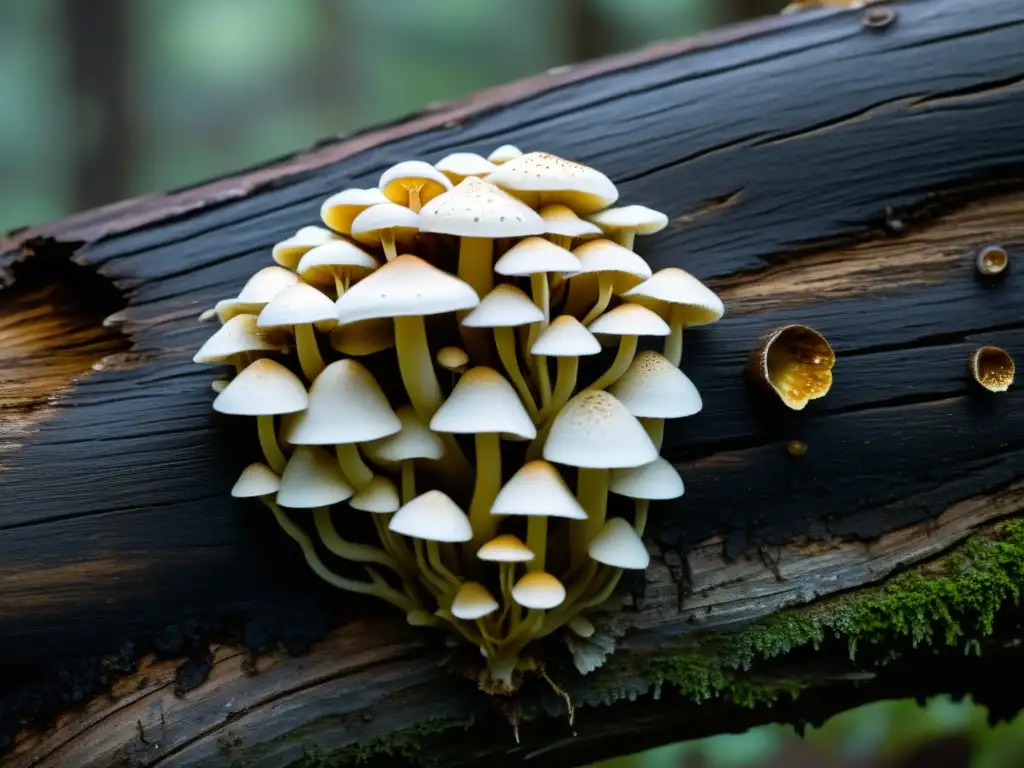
[3,0,1024,765]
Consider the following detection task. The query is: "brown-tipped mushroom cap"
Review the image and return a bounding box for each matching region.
[587,303,671,338]
[388,490,472,542]
[571,238,653,292]
[623,267,724,326]
[285,359,400,445]
[417,177,545,239]
[611,457,684,500]
[213,358,308,416]
[434,152,498,184]
[588,517,650,569]
[969,346,1015,393]
[429,367,536,440]
[451,582,500,620]
[193,313,283,364]
[484,152,618,214]
[215,266,300,321]
[363,404,445,463]
[437,346,470,373]
[543,389,657,469]
[334,254,479,324]
[511,571,566,609]
[257,283,337,329]
[350,475,401,513]
[349,203,420,250]
[490,460,587,520]
[539,204,603,240]
[493,236,581,276]
[462,284,544,328]
[277,446,355,508]
[296,240,379,287]
[531,315,601,357]
[378,161,452,208]
[487,144,523,165]
[329,318,395,357]
[749,325,835,411]
[272,226,339,270]
[609,351,702,419]
[477,533,535,562]
[320,188,389,235]
[231,462,281,498]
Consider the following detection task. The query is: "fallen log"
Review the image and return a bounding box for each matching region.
[3,0,1024,765]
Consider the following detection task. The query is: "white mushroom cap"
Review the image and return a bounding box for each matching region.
[588,205,669,237]
[296,240,380,287]
[231,462,281,498]
[539,204,603,239]
[451,581,500,620]
[363,404,444,463]
[622,268,724,326]
[349,475,401,513]
[329,318,394,357]
[257,283,337,328]
[567,615,596,639]
[430,367,536,440]
[487,144,523,165]
[462,284,544,328]
[378,161,452,206]
[586,303,670,338]
[320,188,389,235]
[388,490,472,542]
[211,379,230,393]
[213,358,308,416]
[334,254,479,324]
[588,517,650,569]
[543,389,657,469]
[611,457,684,500]
[571,239,653,291]
[215,266,300,321]
[417,177,545,238]
[285,359,400,445]
[434,152,498,183]
[484,152,618,214]
[193,313,282,364]
[436,346,470,372]
[350,203,421,248]
[493,236,581,276]
[490,460,587,520]
[511,571,566,609]
[477,533,535,563]
[609,351,702,419]
[531,315,601,357]
[272,226,339,269]
[277,445,355,508]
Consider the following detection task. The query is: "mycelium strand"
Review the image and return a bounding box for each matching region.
[294,322,326,382]
[494,327,539,419]
[257,415,288,474]
[469,432,503,551]
[312,507,400,572]
[413,539,448,597]
[573,468,609,569]
[589,334,638,391]
[526,518,548,574]
[581,274,615,326]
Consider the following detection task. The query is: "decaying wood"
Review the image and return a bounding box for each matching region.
[3,0,1024,765]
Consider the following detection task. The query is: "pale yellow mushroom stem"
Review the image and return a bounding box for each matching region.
[413,539,449,596]
[525,273,550,356]
[536,356,553,415]
[664,306,685,367]
[634,499,650,536]
[380,230,398,261]
[494,327,539,419]
[572,468,608,569]
[435,607,489,649]
[589,335,638,391]
[294,323,325,382]
[264,499,414,612]
[406,185,422,213]
[257,415,287,474]
[428,540,461,587]
[526,518,547,574]
[537,564,622,639]
[615,231,637,251]
[456,237,496,364]
[541,356,578,422]
[400,460,416,504]
[641,417,665,451]
[581,274,615,326]
[312,507,399,571]
[469,432,502,551]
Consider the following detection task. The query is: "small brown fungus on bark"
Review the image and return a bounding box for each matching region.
[976,245,1009,276]
[749,325,835,410]
[787,439,808,457]
[862,6,897,30]
[969,346,1015,393]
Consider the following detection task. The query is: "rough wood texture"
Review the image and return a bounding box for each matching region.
[3,1,1024,765]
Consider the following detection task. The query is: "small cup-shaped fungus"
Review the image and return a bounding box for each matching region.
[569,239,653,325]
[588,517,650,570]
[976,245,1009,277]
[389,490,473,592]
[487,144,523,165]
[587,205,668,251]
[296,239,379,297]
[484,152,619,214]
[437,346,470,375]
[320,187,389,235]
[543,389,657,567]
[272,225,339,270]
[378,160,452,213]
[609,350,703,450]
[434,152,498,184]
[587,304,671,391]
[257,282,337,381]
[213,358,308,473]
[623,268,724,367]
[193,313,286,374]
[277,445,355,509]
[451,581,500,620]
[749,324,835,411]
[969,346,1015,392]
[363,404,445,503]
[214,265,299,322]
[430,367,537,550]
[462,284,544,418]
[231,462,281,499]
[538,204,603,250]
[350,203,420,262]
[329,318,395,357]
[531,315,601,419]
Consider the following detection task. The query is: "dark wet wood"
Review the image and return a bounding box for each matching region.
[3,0,1024,765]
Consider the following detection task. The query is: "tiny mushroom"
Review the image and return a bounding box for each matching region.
[363,404,445,503]
[587,517,650,570]
[434,152,498,184]
[214,265,299,322]
[570,238,653,325]
[231,462,281,499]
[538,204,603,250]
[748,325,835,411]
[588,205,668,251]
[272,225,339,270]
[623,267,724,367]
[437,346,470,375]
[277,445,355,509]
[430,366,537,551]
[193,313,286,374]
[511,571,567,610]
[451,581,500,620]
[213,358,308,473]
[609,350,702,451]
[478,533,535,602]
[610,455,685,534]
[350,202,420,262]
[378,160,452,213]
[587,303,671,391]
[530,315,601,419]
[389,490,473,592]
[487,144,523,165]
[320,187,389,235]
[296,239,379,296]
[969,346,1015,393]
[257,282,337,381]
[349,475,401,514]
[485,152,619,214]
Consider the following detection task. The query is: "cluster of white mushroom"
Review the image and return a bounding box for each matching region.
[194,145,724,691]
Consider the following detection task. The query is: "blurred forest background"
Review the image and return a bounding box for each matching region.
[3,1,1024,766]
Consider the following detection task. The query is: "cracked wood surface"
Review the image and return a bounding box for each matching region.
[3,0,1024,765]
